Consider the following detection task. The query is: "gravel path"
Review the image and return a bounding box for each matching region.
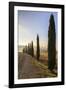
[18,53,45,79]
[18,53,57,79]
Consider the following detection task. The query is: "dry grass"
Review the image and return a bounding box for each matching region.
[32,59,57,77]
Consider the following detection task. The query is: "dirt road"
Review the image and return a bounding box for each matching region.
[18,53,44,79]
[18,53,57,79]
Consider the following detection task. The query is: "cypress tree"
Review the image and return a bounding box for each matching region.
[27,43,31,55]
[23,48,25,53]
[23,46,27,53]
[36,34,40,60]
[31,41,34,57]
[48,14,56,70]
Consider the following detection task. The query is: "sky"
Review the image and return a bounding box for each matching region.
[18,10,58,50]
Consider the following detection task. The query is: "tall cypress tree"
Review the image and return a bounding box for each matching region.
[27,43,31,55]
[48,14,56,70]
[36,34,40,60]
[31,41,34,57]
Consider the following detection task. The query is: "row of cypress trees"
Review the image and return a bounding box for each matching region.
[23,14,56,71]
[27,41,34,57]
[23,34,40,60]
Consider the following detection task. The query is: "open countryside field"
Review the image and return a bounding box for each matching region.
[18,52,57,79]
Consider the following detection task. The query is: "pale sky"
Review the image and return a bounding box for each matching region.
[18,10,58,49]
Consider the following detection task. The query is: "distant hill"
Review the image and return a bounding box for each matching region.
[18,45,48,53]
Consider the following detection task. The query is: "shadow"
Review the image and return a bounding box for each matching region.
[4,85,8,88]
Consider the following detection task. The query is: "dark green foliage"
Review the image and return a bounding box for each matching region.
[27,42,34,57]
[31,41,34,57]
[48,14,56,70]
[23,48,25,53]
[27,43,32,55]
[36,34,40,60]
[23,46,27,53]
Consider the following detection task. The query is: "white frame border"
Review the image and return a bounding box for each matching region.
[14,6,61,84]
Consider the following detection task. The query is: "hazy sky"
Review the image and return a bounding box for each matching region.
[18,10,58,49]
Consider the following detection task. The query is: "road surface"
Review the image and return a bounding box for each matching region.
[18,53,57,79]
